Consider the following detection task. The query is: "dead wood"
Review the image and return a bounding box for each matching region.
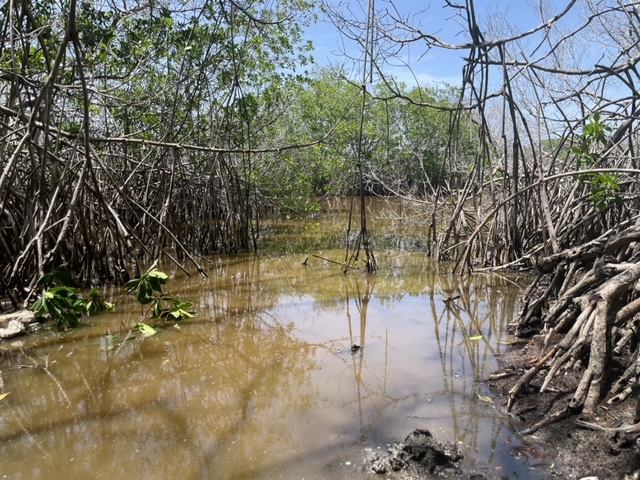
[418,0,640,435]
[0,0,286,301]
[521,406,571,436]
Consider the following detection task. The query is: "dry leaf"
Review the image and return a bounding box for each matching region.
[477,393,494,404]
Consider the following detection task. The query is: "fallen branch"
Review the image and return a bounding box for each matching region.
[574,419,640,436]
[312,254,359,270]
[521,406,571,435]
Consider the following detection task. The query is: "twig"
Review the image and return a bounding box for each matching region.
[574,419,640,435]
[312,254,359,270]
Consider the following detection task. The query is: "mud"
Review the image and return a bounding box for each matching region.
[363,428,466,479]
[489,336,640,479]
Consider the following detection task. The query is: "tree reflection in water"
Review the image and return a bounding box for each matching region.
[0,199,550,479]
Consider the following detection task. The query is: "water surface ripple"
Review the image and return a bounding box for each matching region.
[0,198,554,479]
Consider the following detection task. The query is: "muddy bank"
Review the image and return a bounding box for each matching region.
[362,429,468,479]
[489,336,640,479]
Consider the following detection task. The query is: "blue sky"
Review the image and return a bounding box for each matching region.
[304,0,580,88]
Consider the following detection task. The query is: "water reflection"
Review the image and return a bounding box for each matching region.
[0,198,552,479]
[0,303,318,479]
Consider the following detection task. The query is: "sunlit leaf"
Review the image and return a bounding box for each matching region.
[469,335,483,341]
[476,393,494,404]
[0,392,9,401]
[135,323,157,337]
[148,270,168,280]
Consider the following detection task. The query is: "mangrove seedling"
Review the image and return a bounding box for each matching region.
[32,265,114,328]
[32,287,86,328]
[124,269,196,322]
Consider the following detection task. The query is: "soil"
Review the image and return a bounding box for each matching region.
[362,428,467,479]
[488,335,640,479]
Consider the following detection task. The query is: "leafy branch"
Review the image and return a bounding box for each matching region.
[123,269,196,335]
[32,264,115,328]
[572,112,621,211]
[32,265,194,334]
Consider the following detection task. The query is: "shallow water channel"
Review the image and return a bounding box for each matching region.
[0,198,555,479]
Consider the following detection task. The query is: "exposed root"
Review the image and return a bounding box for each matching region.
[505,230,640,430]
[521,406,571,435]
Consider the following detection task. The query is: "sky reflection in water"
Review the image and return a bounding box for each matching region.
[0,198,554,479]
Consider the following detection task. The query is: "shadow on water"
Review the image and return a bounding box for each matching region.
[0,198,556,479]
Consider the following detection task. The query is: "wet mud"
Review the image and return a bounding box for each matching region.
[489,337,640,479]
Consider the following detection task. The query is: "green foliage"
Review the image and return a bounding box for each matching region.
[582,112,611,146]
[38,263,73,289]
[124,269,168,305]
[32,266,194,331]
[378,84,477,192]
[32,287,85,328]
[85,288,115,316]
[124,269,196,322]
[162,298,197,321]
[133,322,157,337]
[572,112,612,168]
[588,172,622,211]
[33,264,83,328]
[255,68,479,202]
[573,112,621,211]
[33,265,115,328]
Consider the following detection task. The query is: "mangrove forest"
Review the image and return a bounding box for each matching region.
[2,0,640,460]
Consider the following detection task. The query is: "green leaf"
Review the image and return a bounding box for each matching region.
[123,279,140,293]
[32,298,44,313]
[148,270,168,280]
[469,335,483,341]
[50,303,61,318]
[148,278,165,293]
[50,286,78,297]
[134,323,157,337]
[41,299,51,314]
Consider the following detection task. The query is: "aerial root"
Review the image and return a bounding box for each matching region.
[520,406,571,436]
[507,258,640,429]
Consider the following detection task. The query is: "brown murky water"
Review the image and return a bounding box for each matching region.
[0,198,554,479]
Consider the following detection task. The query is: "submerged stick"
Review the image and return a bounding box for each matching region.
[312,254,359,270]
